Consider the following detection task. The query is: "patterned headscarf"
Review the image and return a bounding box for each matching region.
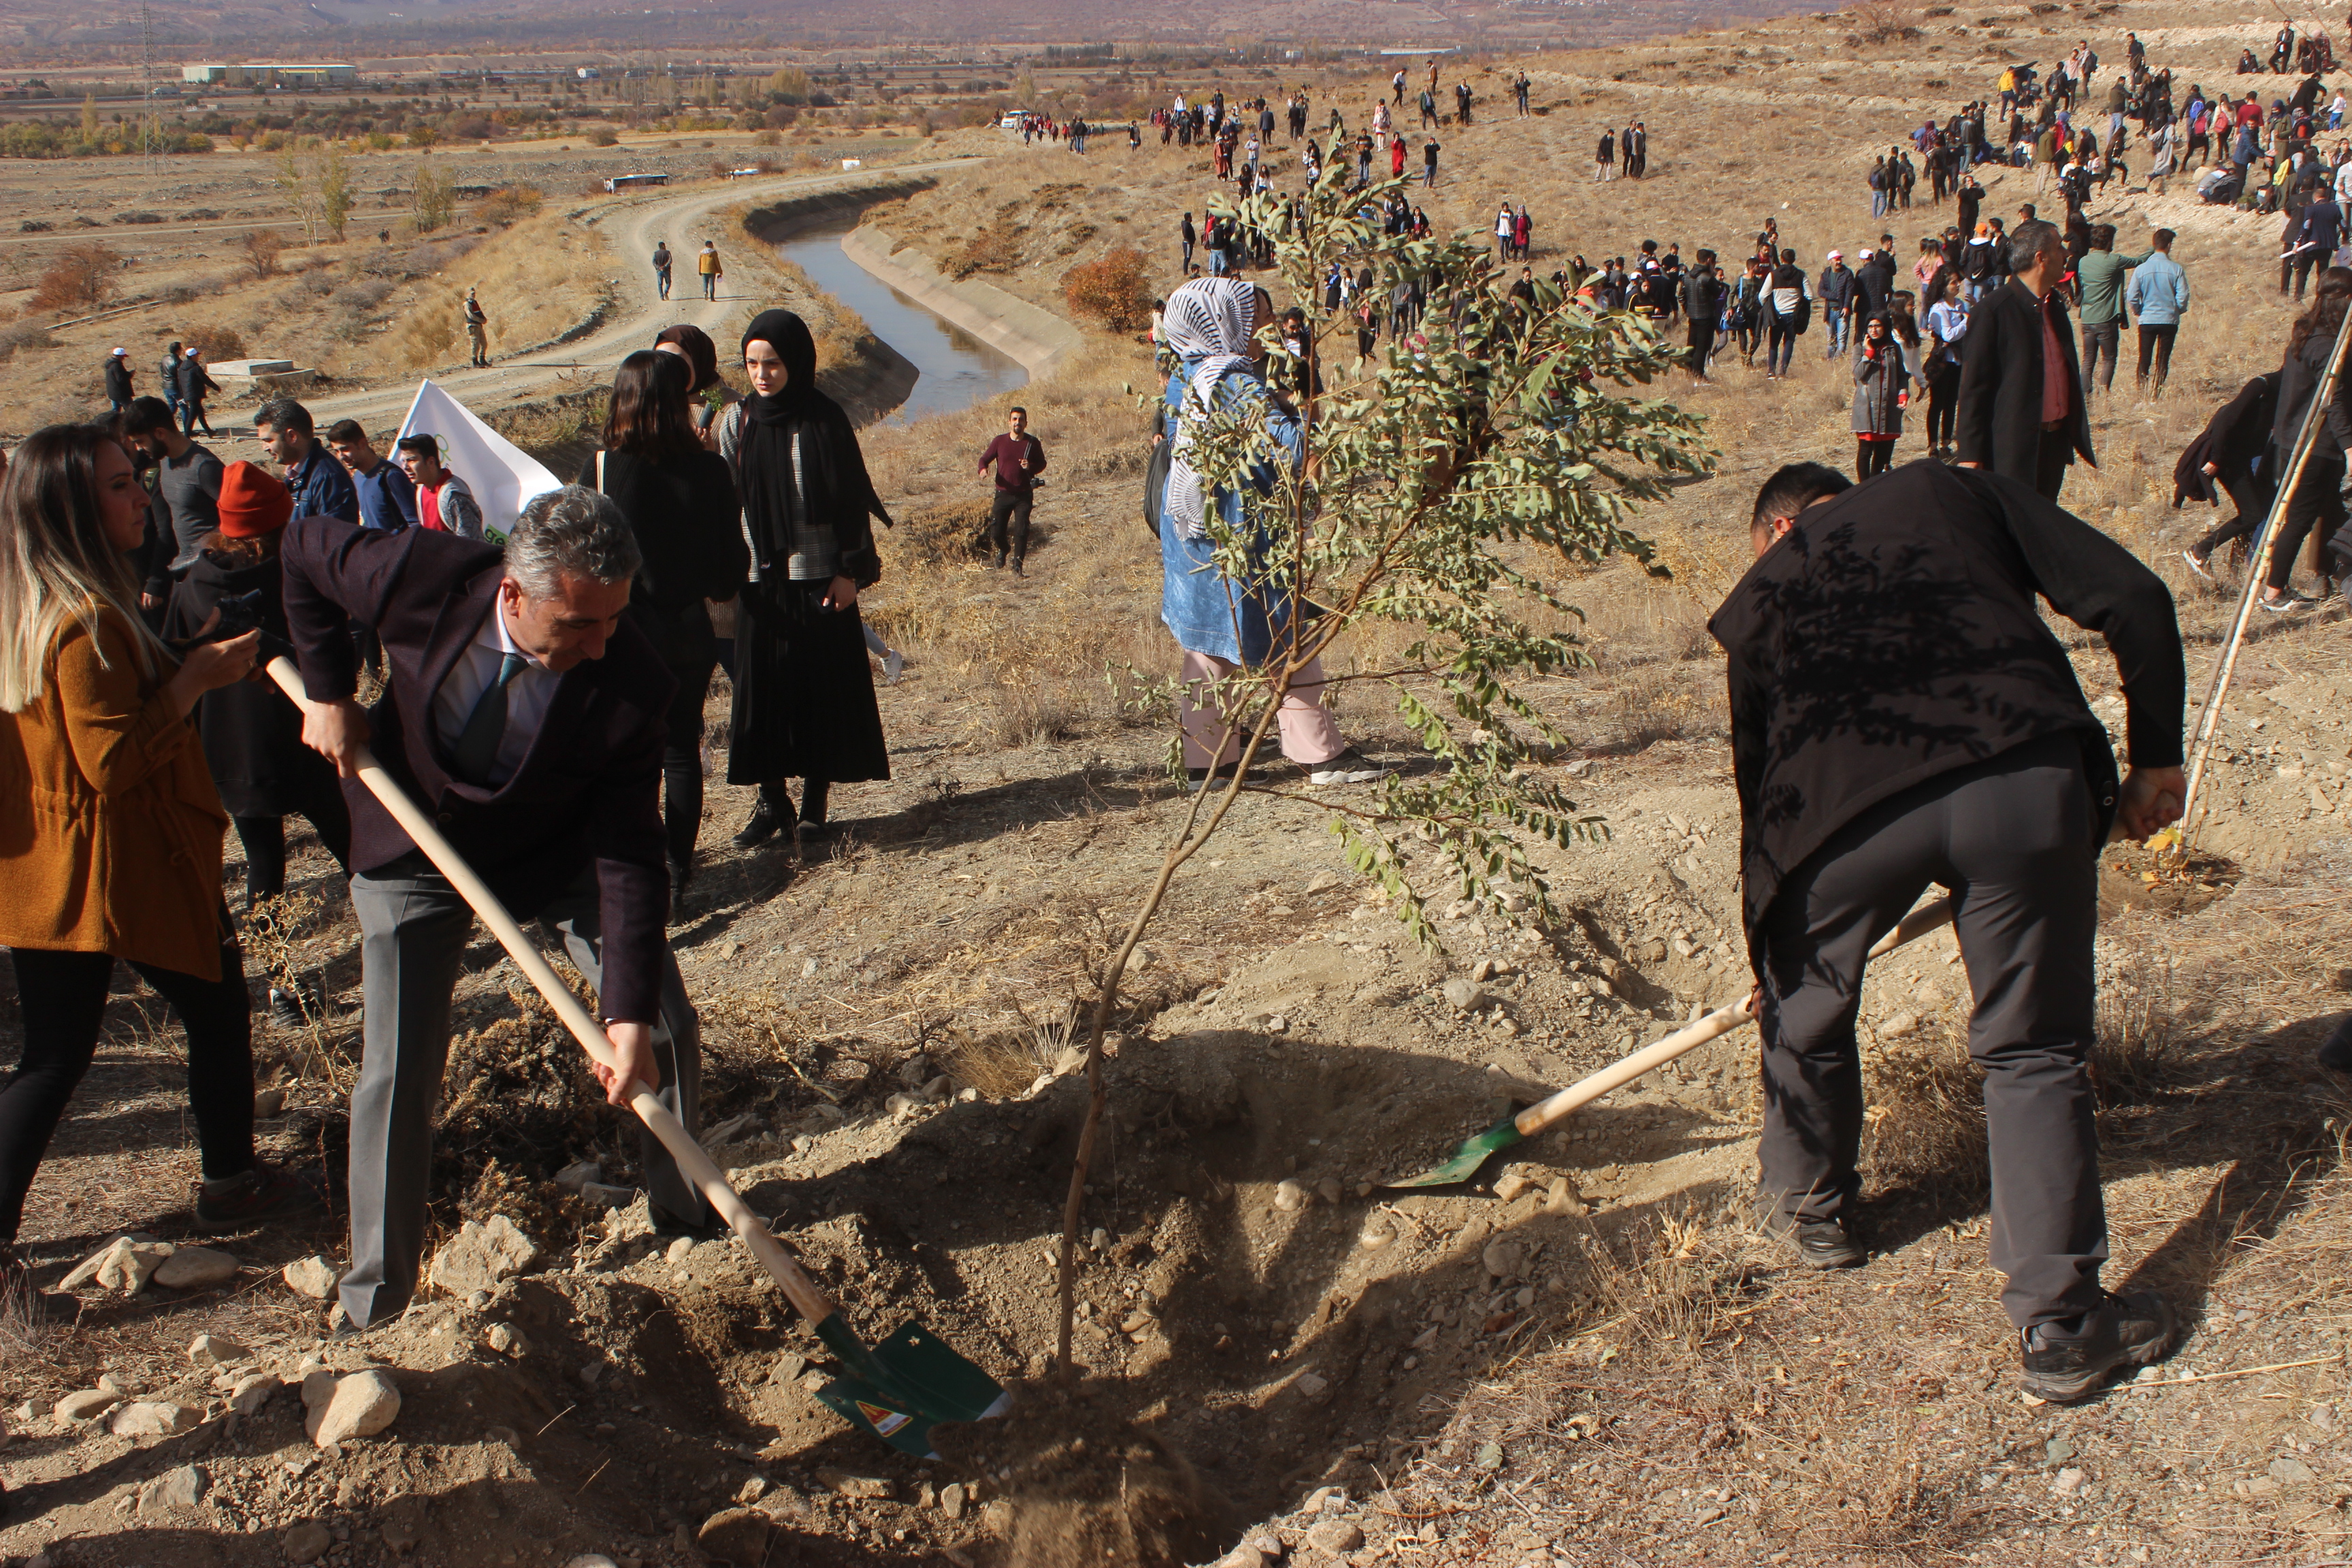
[1161,278,1260,542]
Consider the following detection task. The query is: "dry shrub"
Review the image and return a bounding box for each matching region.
[946,210,1024,280]
[2092,928,2182,1105]
[0,321,58,363]
[242,229,287,279]
[1611,666,1708,749]
[182,324,247,362]
[393,307,458,370]
[474,186,545,227]
[1582,1207,1763,1356]
[26,241,121,313]
[1861,1041,1987,1195]
[989,677,1090,749]
[1062,246,1154,333]
[585,125,619,148]
[894,497,993,565]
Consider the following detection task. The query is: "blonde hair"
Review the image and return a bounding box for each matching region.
[0,425,170,713]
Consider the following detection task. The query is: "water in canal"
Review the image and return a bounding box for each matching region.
[775,221,1027,423]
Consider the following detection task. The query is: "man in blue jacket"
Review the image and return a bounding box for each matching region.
[256,398,359,524]
[2124,229,2191,396]
[325,419,419,532]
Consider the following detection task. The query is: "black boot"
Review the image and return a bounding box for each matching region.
[795,779,832,841]
[732,791,785,848]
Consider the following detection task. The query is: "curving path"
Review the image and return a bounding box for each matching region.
[299,155,988,434]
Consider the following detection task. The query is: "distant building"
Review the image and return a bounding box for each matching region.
[178,62,357,88]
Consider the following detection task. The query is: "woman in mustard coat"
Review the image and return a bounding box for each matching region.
[0,425,322,1325]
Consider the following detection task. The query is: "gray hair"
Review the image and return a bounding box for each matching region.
[2008,218,2061,275]
[503,485,640,599]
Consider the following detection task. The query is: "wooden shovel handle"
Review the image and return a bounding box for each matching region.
[265,657,841,1328]
[1507,894,1956,1141]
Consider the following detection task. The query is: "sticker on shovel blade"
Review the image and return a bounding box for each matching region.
[853,1399,913,1438]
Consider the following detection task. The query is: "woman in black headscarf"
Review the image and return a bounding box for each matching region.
[718,309,892,845]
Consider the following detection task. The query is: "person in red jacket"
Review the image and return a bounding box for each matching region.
[976,407,1047,576]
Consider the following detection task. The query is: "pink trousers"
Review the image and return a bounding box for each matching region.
[1177,649,1347,768]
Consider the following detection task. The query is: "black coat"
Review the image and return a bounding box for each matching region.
[1709,461,2183,967]
[577,447,749,669]
[2270,323,2352,461]
[162,548,338,820]
[1953,277,2096,483]
[103,357,133,404]
[2173,373,2278,506]
[280,517,676,1022]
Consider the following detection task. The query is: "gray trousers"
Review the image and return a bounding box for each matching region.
[1755,732,2107,1332]
[341,854,706,1328]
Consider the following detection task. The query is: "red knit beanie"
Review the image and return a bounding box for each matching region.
[217,461,293,538]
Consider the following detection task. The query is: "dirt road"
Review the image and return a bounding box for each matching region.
[299,155,986,434]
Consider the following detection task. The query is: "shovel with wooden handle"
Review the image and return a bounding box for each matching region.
[265,657,1005,1455]
[1384,896,1958,1189]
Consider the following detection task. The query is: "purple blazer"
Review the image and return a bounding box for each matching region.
[279,517,676,1023]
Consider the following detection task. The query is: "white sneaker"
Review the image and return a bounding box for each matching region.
[2179,549,2212,581]
[1307,747,1388,786]
[883,649,905,685]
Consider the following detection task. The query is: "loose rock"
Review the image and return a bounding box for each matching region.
[56,1388,122,1424]
[814,1467,892,1499]
[696,1507,772,1564]
[427,1215,538,1295]
[1441,978,1490,1011]
[96,1240,174,1294]
[253,1086,287,1118]
[1880,1011,1921,1039]
[283,1520,333,1565]
[187,1331,245,1367]
[1273,1179,1311,1213]
[1492,1172,1532,1203]
[154,1247,240,1291]
[137,1463,206,1516]
[1481,1238,1524,1279]
[938,1480,968,1520]
[228,1375,275,1417]
[1306,1518,1367,1553]
[1544,1177,1588,1217]
[553,1160,602,1192]
[109,1401,200,1438]
[306,1369,401,1448]
[282,1255,341,1300]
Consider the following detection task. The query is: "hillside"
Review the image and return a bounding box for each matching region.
[2,4,2351,1568]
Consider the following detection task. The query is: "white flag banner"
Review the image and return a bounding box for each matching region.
[393,378,561,544]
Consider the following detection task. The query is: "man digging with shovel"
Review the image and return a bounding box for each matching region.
[1710,458,2187,1404]
[282,487,713,1334]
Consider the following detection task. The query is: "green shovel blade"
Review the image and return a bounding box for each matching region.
[812,1316,1008,1458]
[1384,1115,1526,1189]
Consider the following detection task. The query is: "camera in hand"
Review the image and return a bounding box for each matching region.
[170,589,265,652]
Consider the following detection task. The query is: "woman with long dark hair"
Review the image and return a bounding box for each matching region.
[2259,267,2352,612]
[719,310,892,845]
[581,350,748,900]
[653,323,734,451]
[0,427,321,1317]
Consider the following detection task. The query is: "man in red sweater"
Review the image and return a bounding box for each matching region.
[977,407,1047,575]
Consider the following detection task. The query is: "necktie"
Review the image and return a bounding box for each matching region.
[452,651,527,786]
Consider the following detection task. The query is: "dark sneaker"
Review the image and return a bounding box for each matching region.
[2019,1290,2176,1403]
[1790,1218,1867,1269]
[650,1205,726,1243]
[730,798,783,849]
[1184,762,1254,791]
[1308,747,1389,786]
[794,817,832,843]
[1010,557,1026,578]
[2317,1015,2352,1073]
[193,1163,327,1235]
[268,986,308,1030]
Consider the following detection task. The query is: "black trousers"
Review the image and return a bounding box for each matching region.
[1925,362,1961,446]
[1685,323,1716,374]
[2191,470,2279,559]
[2136,324,2177,388]
[2271,453,2346,591]
[987,489,1035,561]
[233,768,355,904]
[1,928,255,1243]
[2032,426,2073,501]
[1855,437,1897,479]
[1755,732,2106,1331]
[662,659,715,872]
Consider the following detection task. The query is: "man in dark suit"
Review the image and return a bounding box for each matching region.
[282,487,710,1332]
[1955,218,2097,500]
[1713,458,2185,1403]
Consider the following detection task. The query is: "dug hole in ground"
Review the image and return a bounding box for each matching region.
[7,3,2352,1565]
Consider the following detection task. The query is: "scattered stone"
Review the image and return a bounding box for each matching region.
[1544,1177,1588,1217]
[1492,1172,1532,1203]
[187,1331,245,1367]
[581,1183,637,1209]
[1273,1179,1311,1213]
[735,1475,770,1505]
[229,1375,275,1417]
[1050,1047,1088,1077]
[1879,1012,1921,1039]
[1481,1238,1524,1280]
[427,1215,537,1295]
[1358,1219,1393,1251]
[1475,1440,1507,1471]
[2271,1456,2316,1486]
[109,1401,200,1438]
[1314,1177,1342,1205]
[1306,1519,1366,1554]
[2051,1467,2085,1497]
[1305,870,1341,893]
[283,1520,333,1564]
[1441,978,1490,1011]
[137,1463,205,1515]
[485,1324,521,1355]
[666,1236,695,1266]
[2044,1437,2076,1465]
[56,1388,122,1424]
[1294,1371,1330,1401]
[561,1558,618,1568]
[253,1086,287,1119]
[696,1507,772,1563]
[768,1352,807,1384]
[282,1255,341,1299]
[94,1239,174,1294]
[938,1481,968,1520]
[1470,958,1498,983]
[1219,1548,1269,1568]
[306,1370,400,1448]
[815,1467,892,1499]
[553,1160,602,1192]
[155,1247,240,1291]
